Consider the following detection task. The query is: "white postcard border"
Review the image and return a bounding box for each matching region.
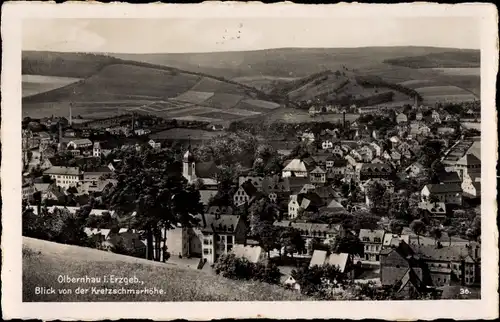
[2,2,498,320]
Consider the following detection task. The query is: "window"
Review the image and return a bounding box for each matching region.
[203,249,209,255]
[227,236,233,244]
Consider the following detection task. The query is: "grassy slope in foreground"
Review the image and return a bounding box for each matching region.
[22,237,306,302]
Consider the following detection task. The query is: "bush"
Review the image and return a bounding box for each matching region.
[214,254,280,285]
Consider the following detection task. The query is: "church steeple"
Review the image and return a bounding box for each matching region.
[182,141,196,183]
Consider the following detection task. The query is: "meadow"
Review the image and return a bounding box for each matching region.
[23,237,305,302]
[22,75,81,98]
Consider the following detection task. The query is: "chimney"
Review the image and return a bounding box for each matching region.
[58,122,62,142]
[343,111,346,129]
[69,103,73,126]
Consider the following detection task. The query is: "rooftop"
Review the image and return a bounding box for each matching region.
[43,166,81,176]
[424,183,462,194]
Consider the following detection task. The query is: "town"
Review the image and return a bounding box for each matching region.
[21,95,481,301]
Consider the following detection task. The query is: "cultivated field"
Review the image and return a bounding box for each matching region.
[22,52,282,122]
[429,67,480,76]
[23,237,305,302]
[22,75,81,98]
[259,108,360,124]
[23,48,480,121]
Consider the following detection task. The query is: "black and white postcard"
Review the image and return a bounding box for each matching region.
[1,2,498,320]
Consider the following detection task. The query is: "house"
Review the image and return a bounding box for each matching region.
[437,171,462,184]
[416,245,480,286]
[418,201,447,220]
[231,244,267,263]
[64,129,76,137]
[454,154,481,179]
[359,163,393,181]
[379,240,425,284]
[391,150,401,162]
[431,110,442,124]
[43,166,82,189]
[331,145,344,158]
[134,128,151,136]
[93,142,102,157]
[233,181,260,207]
[301,131,315,143]
[359,229,385,263]
[421,184,462,205]
[107,160,122,172]
[67,139,92,150]
[326,158,347,176]
[83,167,112,184]
[323,199,348,215]
[282,159,309,178]
[419,124,432,136]
[310,166,326,184]
[405,162,426,178]
[309,250,353,274]
[22,182,35,201]
[461,173,481,199]
[289,222,341,245]
[105,230,146,257]
[349,149,363,162]
[322,140,334,150]
[382,234,410,249]
[309,106,322,116]
[369,142,382,157]
[288,192,325,219]
[196,213,247,264]
[239,176,265,190]
[148,139,161,150]
[396,113,408,124]
[359,146,375,162]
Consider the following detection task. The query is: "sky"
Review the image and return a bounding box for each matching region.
[22,17,480,53]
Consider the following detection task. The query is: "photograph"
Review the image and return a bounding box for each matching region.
[2,2,498,321]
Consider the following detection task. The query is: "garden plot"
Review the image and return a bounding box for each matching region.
[243,99,280,110]
[233,100,276,113]
[204,93,244,109]
[190,77,226,92]
[174,91,215,104]
[165,106,219,117]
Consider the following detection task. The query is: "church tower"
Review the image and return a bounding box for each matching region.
[182,147,196,183]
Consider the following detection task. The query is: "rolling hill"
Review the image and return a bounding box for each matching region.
[23,237,305,302]
[112,47,480,99]
[22,47,480,120]
[111,46,471,79]
[383,50,480,69]
[22,51,280,122]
